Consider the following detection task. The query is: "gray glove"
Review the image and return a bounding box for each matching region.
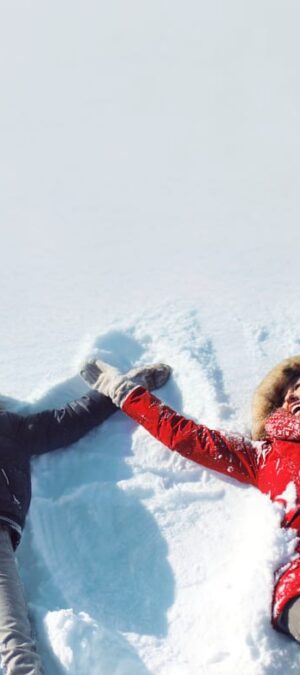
[80,359,171,408]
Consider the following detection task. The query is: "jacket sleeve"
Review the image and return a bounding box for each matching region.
[122,386,259,485]
[15,390,117,456]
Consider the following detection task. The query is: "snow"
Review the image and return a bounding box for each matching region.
[1,0,300,673]
[277,482,298,513]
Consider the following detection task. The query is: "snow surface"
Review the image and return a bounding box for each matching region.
[1,1,300,673]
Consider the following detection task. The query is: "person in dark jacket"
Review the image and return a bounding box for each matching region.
[81,355,300,646]
[0,361,171,675]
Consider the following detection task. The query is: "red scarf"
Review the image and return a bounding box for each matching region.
[265,408,300,441]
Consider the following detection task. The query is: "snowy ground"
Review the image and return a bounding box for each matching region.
[1,1,300,673]
[3,302,300,675]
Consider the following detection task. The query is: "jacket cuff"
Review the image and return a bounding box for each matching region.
[120,385,145,409]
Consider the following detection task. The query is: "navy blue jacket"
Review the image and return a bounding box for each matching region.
[0,390,116,547]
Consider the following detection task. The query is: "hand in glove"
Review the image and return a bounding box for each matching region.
[80,359,171,408]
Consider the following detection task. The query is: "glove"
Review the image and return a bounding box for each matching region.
[80,359,171,408]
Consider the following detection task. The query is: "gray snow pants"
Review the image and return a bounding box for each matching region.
[278,596,300,643]
[0,526,43,674]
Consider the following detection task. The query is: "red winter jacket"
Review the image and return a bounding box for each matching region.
[122,386,300,624]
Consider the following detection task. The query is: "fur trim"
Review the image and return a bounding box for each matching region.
[252,356,300,440]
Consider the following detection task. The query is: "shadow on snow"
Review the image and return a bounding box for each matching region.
[15,330,176,675]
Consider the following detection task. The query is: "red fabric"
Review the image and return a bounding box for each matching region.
[265,408,300,441]
[122,388,300,623]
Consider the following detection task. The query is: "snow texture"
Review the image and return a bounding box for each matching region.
[1,1,300,673]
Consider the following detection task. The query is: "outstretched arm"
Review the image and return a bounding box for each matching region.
[11,390,117,456]
[122,387,259,485]
[80,359,259,485]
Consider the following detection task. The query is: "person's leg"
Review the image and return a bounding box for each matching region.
[0,525,43,674]
[277,596,300,642]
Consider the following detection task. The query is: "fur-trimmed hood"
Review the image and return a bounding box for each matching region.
[252,355,300,440]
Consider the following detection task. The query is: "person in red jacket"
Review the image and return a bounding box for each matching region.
[81,355,300,644]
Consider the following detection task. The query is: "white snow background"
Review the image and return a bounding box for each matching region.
[1,1,300,673]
